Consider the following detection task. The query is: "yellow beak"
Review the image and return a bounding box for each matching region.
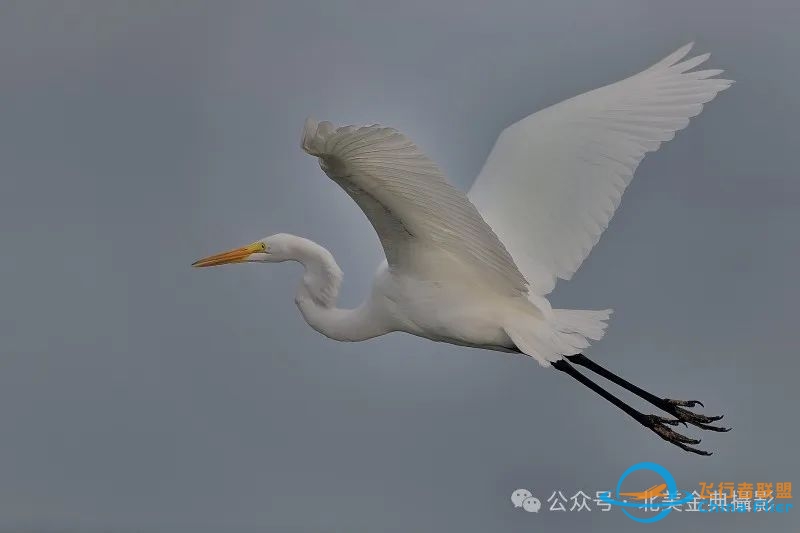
[192,242,264,268]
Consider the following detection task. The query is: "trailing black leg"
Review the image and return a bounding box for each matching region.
[551,358,713,455]
[565,353,730,432]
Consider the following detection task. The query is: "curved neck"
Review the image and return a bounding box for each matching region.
[288,237,387,342]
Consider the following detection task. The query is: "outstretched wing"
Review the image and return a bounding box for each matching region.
[301,118,528,296]
[468,43,733,295]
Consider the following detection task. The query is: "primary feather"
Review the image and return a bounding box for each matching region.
[468,42,733,295]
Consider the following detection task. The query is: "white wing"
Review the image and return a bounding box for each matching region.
[301,118,528,296]
[469,43,733,295]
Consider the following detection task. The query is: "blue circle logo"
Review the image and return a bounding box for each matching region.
[599,462,694,523]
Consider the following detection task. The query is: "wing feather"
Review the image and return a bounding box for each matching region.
[302,118,529,296]
[468,43,733,295]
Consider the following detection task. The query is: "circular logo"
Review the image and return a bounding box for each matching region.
[511,489,532,508]
[522,496,541,513]
[600,462,695,523]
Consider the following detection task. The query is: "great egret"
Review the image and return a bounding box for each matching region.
[194,43,732,455]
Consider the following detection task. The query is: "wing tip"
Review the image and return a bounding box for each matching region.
[663,42,695,66]
[649,43,735,87]
[301,117,338,156]
[301,116,320,154]
[642,42,695,74]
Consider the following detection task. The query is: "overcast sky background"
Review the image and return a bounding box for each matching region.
[1,1,799,532]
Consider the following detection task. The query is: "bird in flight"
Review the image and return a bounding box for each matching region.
[194,43,732,455]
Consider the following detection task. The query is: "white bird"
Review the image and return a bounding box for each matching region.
[194,43,732,454]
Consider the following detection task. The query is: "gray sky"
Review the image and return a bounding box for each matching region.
[1,1,798,532]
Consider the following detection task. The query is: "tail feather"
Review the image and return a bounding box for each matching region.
[505,308,613,366]
[553,308,613,341]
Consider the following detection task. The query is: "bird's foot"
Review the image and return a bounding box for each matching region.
[641,414,712,456]
[659,398,731,432]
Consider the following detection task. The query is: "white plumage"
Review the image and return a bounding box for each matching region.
[194,43,734,454]
[470,42,732,295]
[196,43,732,366]
[300,118,528,296]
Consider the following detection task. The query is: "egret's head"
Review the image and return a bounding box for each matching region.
[192,233,295,267]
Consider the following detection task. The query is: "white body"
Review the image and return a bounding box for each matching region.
[364,259,529,350]
[199,44,731,366]
[288,233,608,365]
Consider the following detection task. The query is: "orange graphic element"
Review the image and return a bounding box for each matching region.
[756,483,773,499]
[737,482,754,499]
[719,481,735,497]
[776,482,792,499]
[697,481,792,500]
[620,484,669,501]
[698,482,716,499]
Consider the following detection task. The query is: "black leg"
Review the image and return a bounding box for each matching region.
[551,359,714,455]
[565,354,730,432]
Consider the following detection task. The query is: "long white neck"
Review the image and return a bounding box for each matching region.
[286,236,388,342]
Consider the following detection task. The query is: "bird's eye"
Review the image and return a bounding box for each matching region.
[260,242,267,251]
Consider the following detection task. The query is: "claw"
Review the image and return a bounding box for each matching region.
[658,399,729,433]
[646,415,703,446]
[652,416,682,426]
[676,442,713,456]
[697,423,732,433]
[665,399,704,408]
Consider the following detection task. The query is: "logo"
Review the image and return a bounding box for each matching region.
[511,462,793,523]
[511,489,541,513]
[598,462,693,523]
